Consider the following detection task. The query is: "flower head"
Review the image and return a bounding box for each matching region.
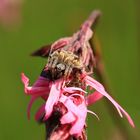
[21,71,134,138]
[21,10,134,139]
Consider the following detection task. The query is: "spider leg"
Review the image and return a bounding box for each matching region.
[52,57,58,69]
[67,66,73,78]
[64,65,73,81]
[48,57,54,68]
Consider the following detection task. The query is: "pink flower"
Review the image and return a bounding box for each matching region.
[21,11,135,139]
[21,71,134,137]
[0,0,23,26]
[21,73,97,136]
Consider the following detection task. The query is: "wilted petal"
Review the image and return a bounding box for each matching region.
[84,28,93,41]
[51,37,71,51]
[84,46,90,65]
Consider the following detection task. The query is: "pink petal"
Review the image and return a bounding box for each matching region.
[44,80,62,120]
[114,102,135,128]
[62,96,87,135]
[59,94,67,103]
[84,48,90,65]
[69,94,84,100]
[35,104,45,121]
[86,76,122,114]
[24,87,50,95]
[21,73,29,87]
[63,87,87,94]
[63,94,86,118]
[64,98,82,115]
[27,96,38,120]
[70,118,85,136]
[85,75,105,90]
[51,37,71,51]
[86,77,122,117]
[84,28,93,41]
[70,102,87,135]
[84,75,135,127]
[86,91,103,106]
[21,73,50,96]
[61,111,76,124]
[33,76,50,87]
[21,73,50,120]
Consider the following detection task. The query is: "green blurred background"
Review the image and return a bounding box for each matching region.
[0,0,139,139]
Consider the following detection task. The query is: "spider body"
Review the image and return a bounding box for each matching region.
[41,50,83,81]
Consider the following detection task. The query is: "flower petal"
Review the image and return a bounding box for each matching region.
[51,37,71,51]
[69,102,87,135]
[86,91,103,106]
[87,77,123,117]
[27,96,38,120]
[84,75,135,127]
[44,80,62,120]
[63,87,87,94]
[35,104,45,121]
[21,73,50,96]
[62,96,87,135]
[61,111,76,124]
[21,73,29,87]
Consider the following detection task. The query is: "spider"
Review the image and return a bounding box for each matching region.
[41,50,83,80]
